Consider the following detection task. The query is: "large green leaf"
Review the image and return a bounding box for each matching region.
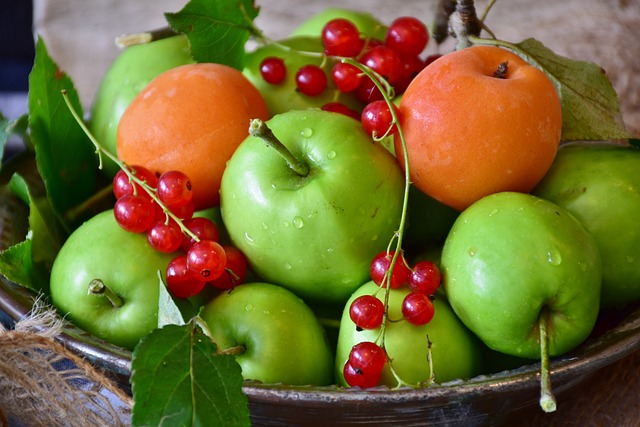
[165,0,261,69]
[28,38,99,232]
[131,322,250,427]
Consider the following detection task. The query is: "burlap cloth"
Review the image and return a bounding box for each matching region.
[2,0,637,425]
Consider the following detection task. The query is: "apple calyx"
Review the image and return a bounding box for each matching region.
[248,118,310,177]
[87,278,124,308]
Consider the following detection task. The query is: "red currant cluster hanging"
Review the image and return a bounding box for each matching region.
[344,252,442,388]
[111,165,248,299]
[259,16,440,139]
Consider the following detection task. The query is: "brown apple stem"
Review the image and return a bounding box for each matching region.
[539,310,557,412]
[249,119,310,177]
[219,345,246,356]
[449,0,483,50]
[115,26,178,48]
[87,279,124,308]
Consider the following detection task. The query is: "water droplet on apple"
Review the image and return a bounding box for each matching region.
[326,247,334,253]
[262,222,268,230]
[371,234,378,241]
[300,127,313,137]
[327,150,336,159]
[245,304,255,312]
[244,233,254,243]
[547,246,562,266]
[627,255,636,264]
[283,220,290,227]
[468,247,477,256]
[284,262,293,270]
[293,216,304,228]
[489,208,499,216]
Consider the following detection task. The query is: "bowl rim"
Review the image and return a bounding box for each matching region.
[2,273,639,405]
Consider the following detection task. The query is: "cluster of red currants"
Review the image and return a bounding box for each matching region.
[343,252,442,388]
[259,16,439,140]
[112,165,247,299]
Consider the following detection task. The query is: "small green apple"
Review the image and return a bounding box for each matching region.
[220,109,404,304]
[49,210,182,350]
[243,36,363,116]
[441,192,602,359]
[533,141,640,309]
[335,281,484,387]
[200,282,334,386]
[89,35,194,178]
[290,7,388,41]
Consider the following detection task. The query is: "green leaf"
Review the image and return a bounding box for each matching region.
[500,38,633,141]
[0,237,48,293]
[28,38,99,232]
[9,173,66,276]
[157,271,187,328]
[131,322,250,427]
[0,113,29,167]
[165,0,261,69]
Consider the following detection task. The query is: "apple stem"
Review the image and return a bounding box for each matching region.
[219,345,246,356]
[115,27,178,48]
[539,310,557,412]
[249,119,310,177]
[87,279,124,308]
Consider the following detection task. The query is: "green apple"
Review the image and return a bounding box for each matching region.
[335,281,484,386]
[200,282,334,386]
[243,36,363,116]
[219,109,404,304]
[532,141,640,309]
[441,192,602,359]
[89,35,194,178]
[290,7,388,41]
[49,210,183,350]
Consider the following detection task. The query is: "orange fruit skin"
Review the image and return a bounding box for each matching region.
[117,63,269,210]
[395,45,562,211]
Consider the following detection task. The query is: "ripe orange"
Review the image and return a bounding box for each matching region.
[395,45,562,211]
[117,63,269,210]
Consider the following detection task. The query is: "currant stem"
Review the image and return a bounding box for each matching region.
[87,279,124,308]
[539,309,557,412]
[249,119,310,177]
[61,90,200,242]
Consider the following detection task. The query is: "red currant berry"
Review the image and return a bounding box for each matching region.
[208,246,248,290]
[147,219,183,253]
[370,251,411,289]
[157,170,193,209]
[359,45,404,87]
[113,194,156,233]
[343,341,387,388]
[321,102,360,121]
[166,255,207,298]
[169,198,195,220]
[181,217,220,251]
[259,56,287,84]
[408,261,441,295]
[186,239,227,281]
[361,100,400,138]
[402,292,435,325]
[321,18,364,57]
[355,77,384,104]
[295,64,327,96]
[331,62,362,93]
[349,295,384,330]
[113,165,157,199]
[385,16,429,58]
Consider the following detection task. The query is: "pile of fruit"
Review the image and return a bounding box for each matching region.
[1,0,638,424]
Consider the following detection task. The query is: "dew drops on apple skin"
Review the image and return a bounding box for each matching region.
[300,127,313,138]
[327,150,336,159]
[293,216,304,228]
[245,304,255,312]
[547,246,562,266]
[468,247,477,257]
